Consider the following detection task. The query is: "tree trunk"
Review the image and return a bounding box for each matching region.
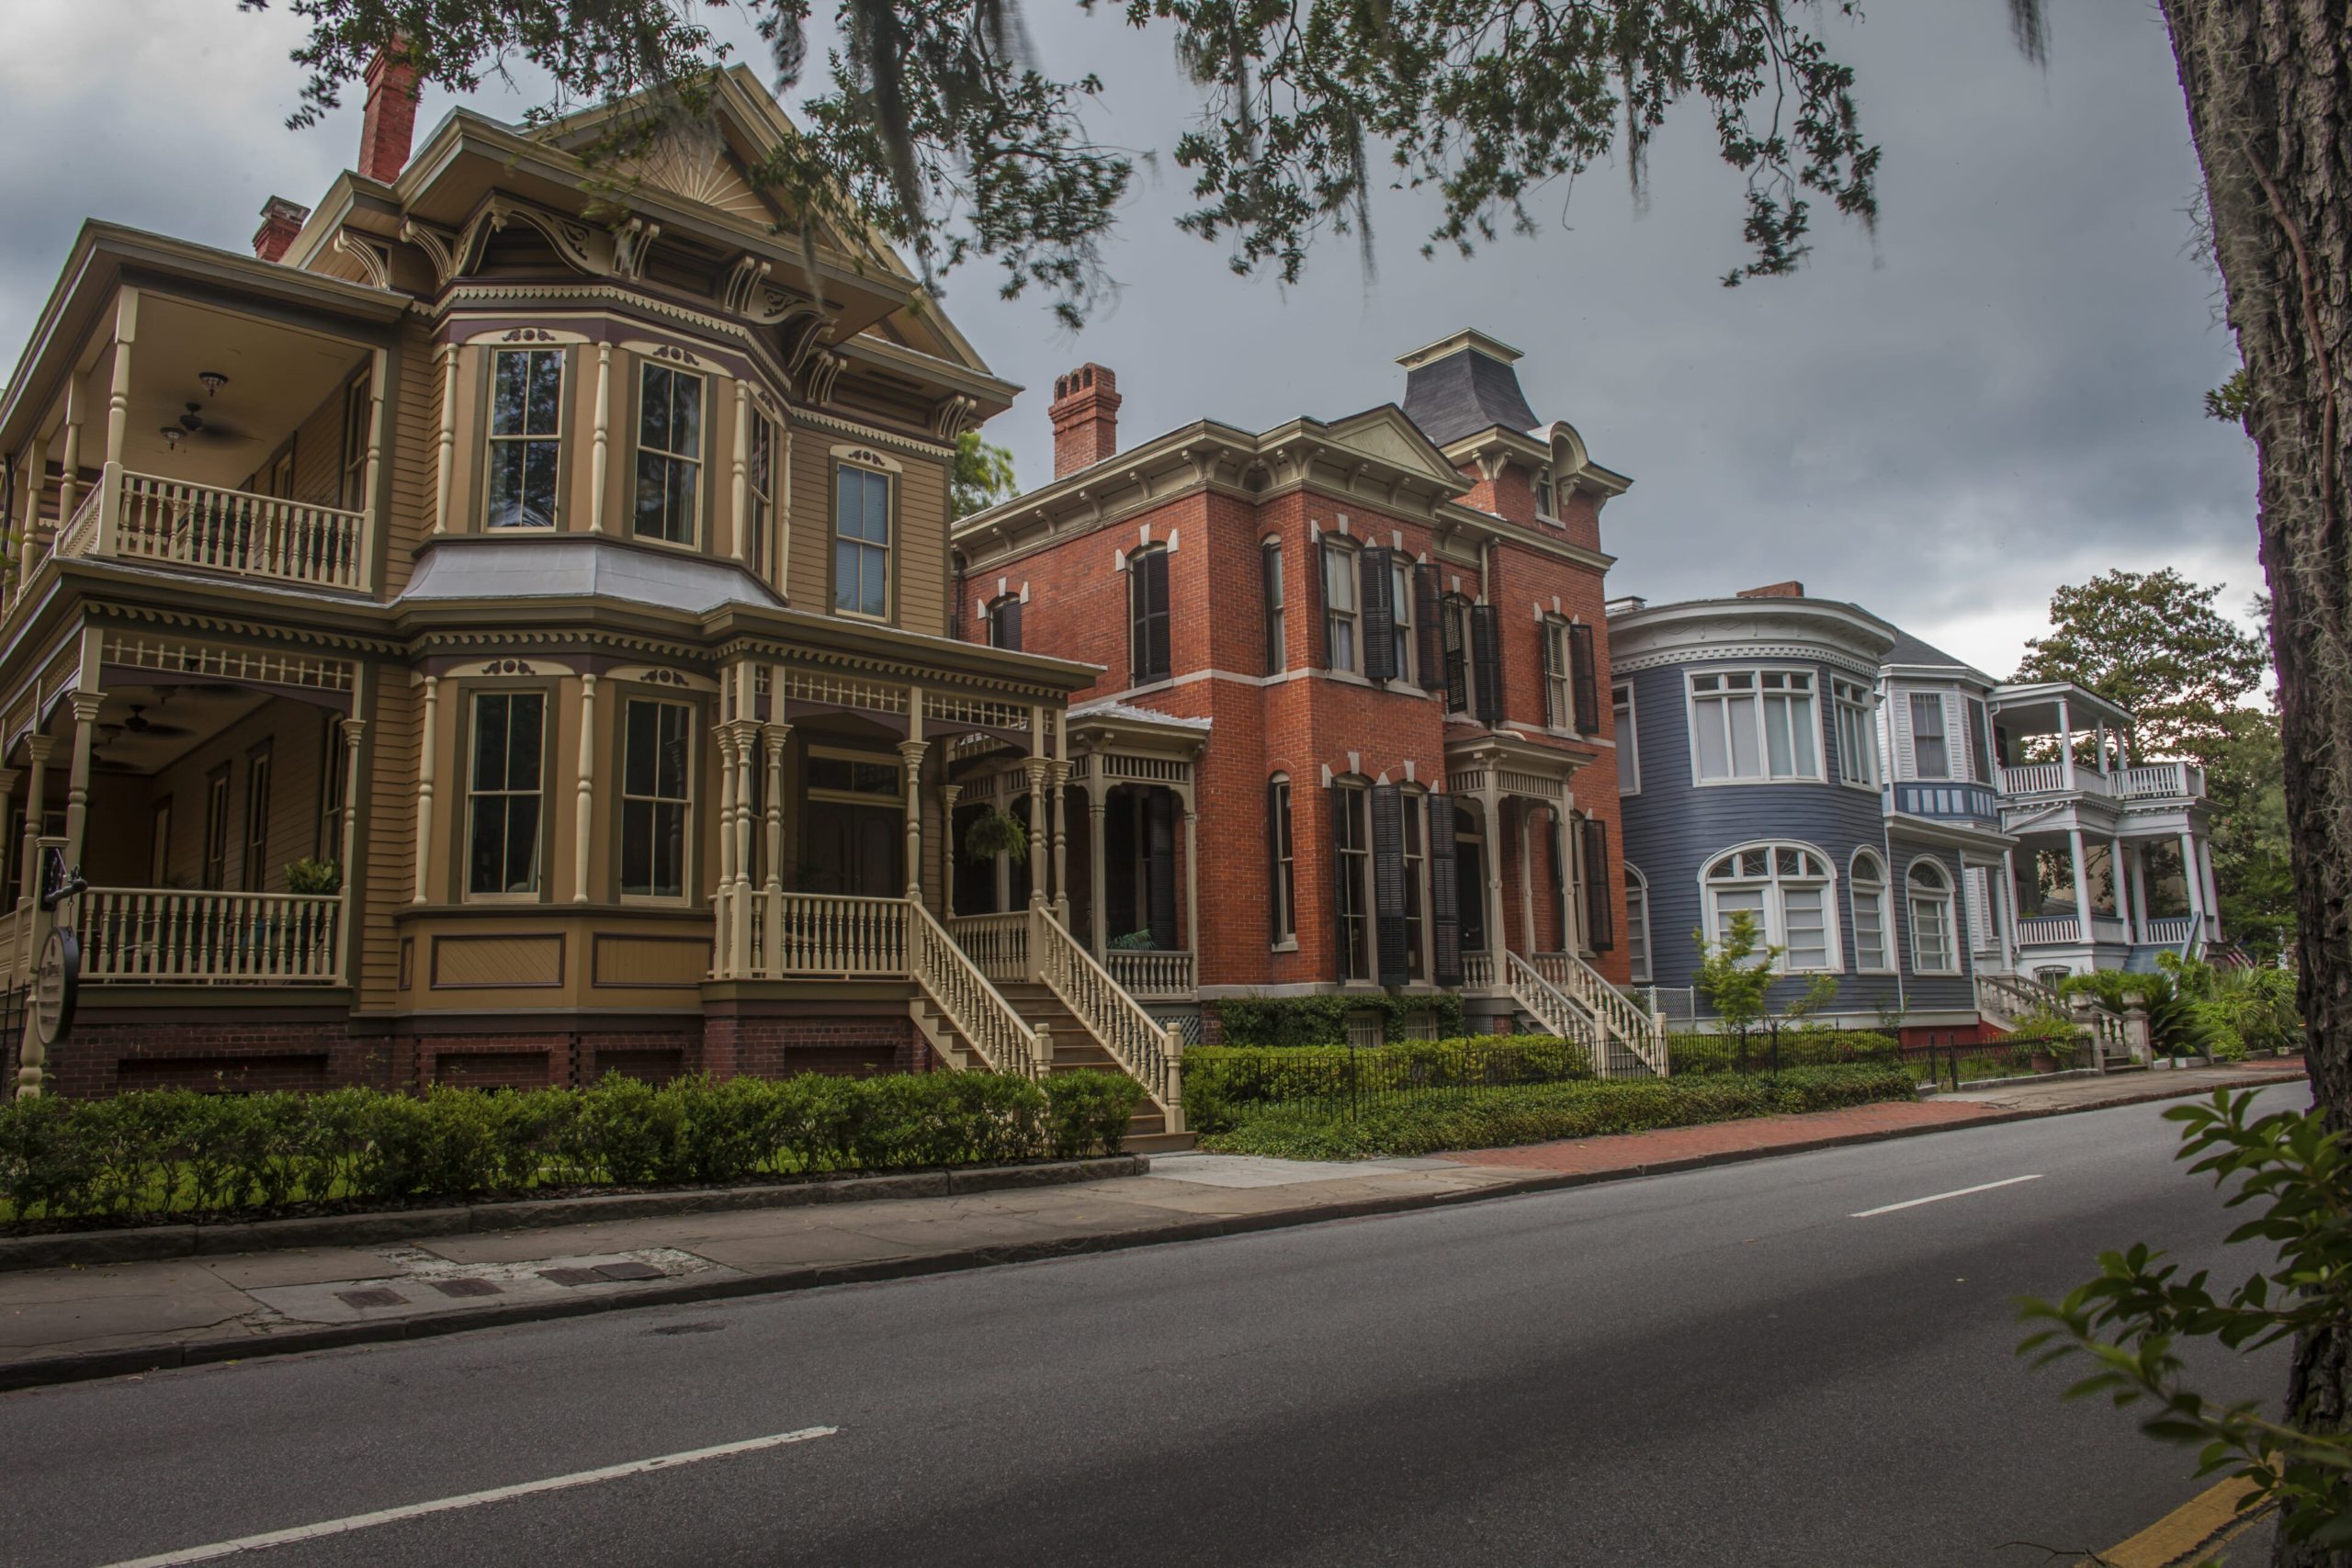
[2159,4,2350,1562]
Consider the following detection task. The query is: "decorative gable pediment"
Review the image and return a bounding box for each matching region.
[1320,406,1471,489]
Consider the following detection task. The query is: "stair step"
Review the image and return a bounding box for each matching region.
[1124,1131,1196,1156]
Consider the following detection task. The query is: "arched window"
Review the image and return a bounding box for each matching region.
[1907,858,1958,974]
[1849,850,1892,972]
[1129,545,1170,682]
[1623,864,1653,983]
[1701,841,1839,973]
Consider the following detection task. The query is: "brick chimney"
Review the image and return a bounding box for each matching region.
[1736,580,1806,600]
[251,197,311,263]
[1048,364,1121,479]
[358,42,422,184]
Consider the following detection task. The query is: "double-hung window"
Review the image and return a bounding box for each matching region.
[1614,682,1639,793]
[1832,679,1876,787]
[1401,794,1427,979]
[486,348,561,529]
[744,410,777,581]
[1909,692,1951,779]
[620,699,692,899]
[1130,547,1171,682]
[1907,859,1957,973]
[1268,775,1296,944]
[1389,556,1415,682]
[202,767,232,890]
[1334,783,1372,980]
[1442,597,1473,714]
[1702,842,1838,972]
[1261,540,1285,673]
[1323,543,1360,673]
[1691,670,1820,782]
[1544,618,1576,730]
[1966,697,1996,784]
[986,595,1023,651]
[468,692,546,897]
[833,464,892,618]
[1849,850,1892,971]
[1623,866,1652,983]
[338,374,370,512]
[635,362,703,545]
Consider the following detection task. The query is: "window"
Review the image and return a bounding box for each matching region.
[1401,792,1427,979]
[1832,679,1876,788]
[1850,850,1892,971]
[487,348,562,529]
[1910,692,1951,779]
[338,374,370,511]
[1130,546,1170,682]
[1441,595,1473,714]
[634,362,703,545]
[807,751,903,798]
[1268,775,1296,944]
[744,409,776,581]
[986,595,1023,651]
[317,720,349,860]
[1323,541,1360,673]
[1691,670,1820,782]
[241,745,273,892]
[1544,619,1575,730]
[1614,682,1639,793]
[620,699,692,899]
[1261,539,1284,673]
[1334,783,1372,980]
[1908,858,1958,973]
[1702,842,1838,972]
[1389,556,1415,683]
[1535,474,1555,516]
[468,692,547,897]
[1966,697,1996,784]
[833,464,892,618]
[202,765,232,890]
[1624,865,1652,983]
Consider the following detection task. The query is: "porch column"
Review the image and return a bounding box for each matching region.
[2131,846,2152,941]
[16,444,40,587]
[1516,801,1536,956]
[1025,709,1049,911]
[432,342,458,535]
[588,343,611,534]
[572,673,597,905]
[2198,837,2222,940]
[1050,760,1072,926]
[729,379,749,564]
[1480,784,1508,964]
[714,727,738,975]
[900,740,931,900]
[2110,835,2133,940]
[2067,827,2094,943]
[62,692,100,873]
[359,346,388,592]
[2000,847,2023,970]
[335,716,367,986]
[413,675,438,903]
[1088,776,1110,954]
[1181,788,1199,962]
[2055,696,2075,790]
[18,738,50,911]
[56,379,81,534]
[939,783,961,918]
[96,287,136,558]
[2178,830,2204,928]
[763,722,788,976]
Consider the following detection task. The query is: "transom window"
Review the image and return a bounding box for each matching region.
[486,348,562,529]
[1702,841,1838,972]
[1690,670,1820,782]
[620,699,692,899]
[634,362,703,545]
[833,465,892,619]
[1908,858,1958,973]
[468,692,546,897]
[1832,679,1876,788]
[1850,850,1892,971]
[808,751,902,799]
[1323,541,1360,674]
[1909,692,1951,780]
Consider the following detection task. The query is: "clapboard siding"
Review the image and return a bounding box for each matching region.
[358,677,418,1007]
[382,321,438,592]
[1888,835,1975,1013]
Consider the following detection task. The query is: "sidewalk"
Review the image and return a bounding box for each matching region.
[0,1060,2303,1392]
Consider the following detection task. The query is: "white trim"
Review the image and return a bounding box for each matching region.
[1612,681,1639,795]
[1685,666,1826,787]
[1699,839,1843,975]
[1848,847,1894,974]
[1623,862,1652,984]
[1904,854,1961,975]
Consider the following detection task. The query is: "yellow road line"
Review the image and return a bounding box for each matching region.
[2092,1474,2267,1568]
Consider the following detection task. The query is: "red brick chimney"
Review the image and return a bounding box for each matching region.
[1736,580,1806,600]
[358,43,422,184]
[251,197,311,262]
[1048,364,1121,479]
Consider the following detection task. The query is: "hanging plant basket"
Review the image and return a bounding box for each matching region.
[964,807,1030,865]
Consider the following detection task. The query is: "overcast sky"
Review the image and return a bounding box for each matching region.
[0,1,2262,679]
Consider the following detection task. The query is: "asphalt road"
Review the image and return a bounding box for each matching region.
[0,1083,2306,1568]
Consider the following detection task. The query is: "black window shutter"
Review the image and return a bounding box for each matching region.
[1415,566,1445,694]
[1540,623,1560,729]
[1371,783,1408,986]
[1130,550,1170,682]
[1582,817,1614,952]
[1442,602,1469,712]
[1267,778,1287,941]
[1146,790,1179,949]
[1546,817,1566,950]
[997,598,1023,651]
[1470,604,1505,725]
[1262,543,1284,674]
[1310,538,1333,669]
[1360,547,1396,682]
[1428,795,1463,987]
[1569,622,1599,734]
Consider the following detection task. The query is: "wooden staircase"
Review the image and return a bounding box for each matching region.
[991,981,1193,1154]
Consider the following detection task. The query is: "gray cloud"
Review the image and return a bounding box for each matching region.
[0,0,2261,677]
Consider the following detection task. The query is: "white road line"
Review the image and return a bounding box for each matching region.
[94,1426,840,1567]
[1849,1174,2044,1218]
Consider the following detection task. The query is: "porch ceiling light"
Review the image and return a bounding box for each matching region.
[198,370,230,398]
[159,425,184,452]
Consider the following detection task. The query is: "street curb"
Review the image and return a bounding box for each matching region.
[2090,1473,2267,1567]
[0,1070,2306,1396]
[0,1156,1149,1274]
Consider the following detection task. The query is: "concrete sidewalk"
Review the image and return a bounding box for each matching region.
[0,1059,2302,1392]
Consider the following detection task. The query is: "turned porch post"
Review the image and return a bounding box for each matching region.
[432,342,458,535]
[96,287,136,558]
[62,692,101,874]
[572,673,597,905]
[335,714,367,986]
[2067,827,2095,943]
[17,737,50,913]
[413,676,437,903]
[588,342,611,535]
[939,783,961,919]
[1025,708,1049,911]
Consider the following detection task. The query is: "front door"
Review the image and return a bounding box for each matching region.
[802,800,902,897]
[1456,834,1488,953]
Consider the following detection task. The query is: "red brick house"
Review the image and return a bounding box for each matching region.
[950,332,1663,1064]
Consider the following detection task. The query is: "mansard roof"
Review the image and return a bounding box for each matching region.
[1397,329,1540,446]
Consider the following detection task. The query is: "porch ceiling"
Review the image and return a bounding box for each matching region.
[114,295,369,487]
[86,682,269,775]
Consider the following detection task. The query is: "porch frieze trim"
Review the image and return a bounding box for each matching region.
[409,626,703,664]
[711,636,1066,707]
[85,602,401,659]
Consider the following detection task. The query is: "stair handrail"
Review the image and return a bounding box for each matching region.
[909,900,1044,1079]
[1976,970,2128,1067]
[1029,905,1182,1122]
[1502,951,1613,1071]
[1533,950,1671,1076]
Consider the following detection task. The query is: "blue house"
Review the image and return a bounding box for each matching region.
[1607,583,2216,1036]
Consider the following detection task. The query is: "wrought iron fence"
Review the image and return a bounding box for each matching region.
[1182,1036,1594,1128]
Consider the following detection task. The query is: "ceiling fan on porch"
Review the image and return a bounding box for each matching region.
[97,705,196,746]
[164,400,254,447]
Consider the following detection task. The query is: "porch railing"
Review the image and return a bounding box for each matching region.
[2018,915,2082,944]
[1032,907,1184,1129]
[1975,971,2130,1069]
[2118,761,2206,800]
[910,901,1045,1079]
[1532,951,1670,1076]
[1499,951,1610,1066]
[751,892,907,977]
[69,470,371,592]
[1106,948,1196,998]
[1462,952,1495,989]
[2143,915,2202,948]
[944,911,1029,985]
[75,888,342,985]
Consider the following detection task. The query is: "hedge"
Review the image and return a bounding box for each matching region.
[1197,1064,1917,1159]
[1182,1035,1591,1133]
[1667,1029,1901,1076]
[1208,992,1468,1047]
[0,1070,1146,1226]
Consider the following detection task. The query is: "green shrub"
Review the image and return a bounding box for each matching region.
[1198,1063,1916,1159]
[1208,992,1468,1047]
[1182,1035,1591,1132]
[1667,1029,1898,1076]
[1044,1072,1146,1156]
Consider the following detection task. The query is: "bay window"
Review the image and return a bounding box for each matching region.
[1701,841,1838,972]
[486,348,562,529]
[1833,679,1876,787]
[620,699,693,899]
[468,692,546,897]
[1691,670,1820,783]
[634,361,703,545]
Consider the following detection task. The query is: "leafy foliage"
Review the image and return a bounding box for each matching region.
[242,0,1884,322]
[951,430,1019,518]
[2014,569,2269,761]
[2018,1089,2352,1552]
[2203,705,2297,960]
[1183,1033,1592,1131]
[1666,1028,1898,1076]
[1209,990,1465,1046]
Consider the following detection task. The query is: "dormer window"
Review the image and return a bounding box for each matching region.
[486,348,562,529]
[635,361,704,546]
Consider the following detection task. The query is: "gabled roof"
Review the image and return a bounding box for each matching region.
[1883,627,1996,685]
[1398,330,1540,446]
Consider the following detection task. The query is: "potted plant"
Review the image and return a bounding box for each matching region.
[963,807,1029,864]
[283,857,341,895]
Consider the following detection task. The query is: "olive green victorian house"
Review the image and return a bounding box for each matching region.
[0,59,1185,1138]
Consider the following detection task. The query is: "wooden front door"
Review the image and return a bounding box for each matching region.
[802,800,902,898]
